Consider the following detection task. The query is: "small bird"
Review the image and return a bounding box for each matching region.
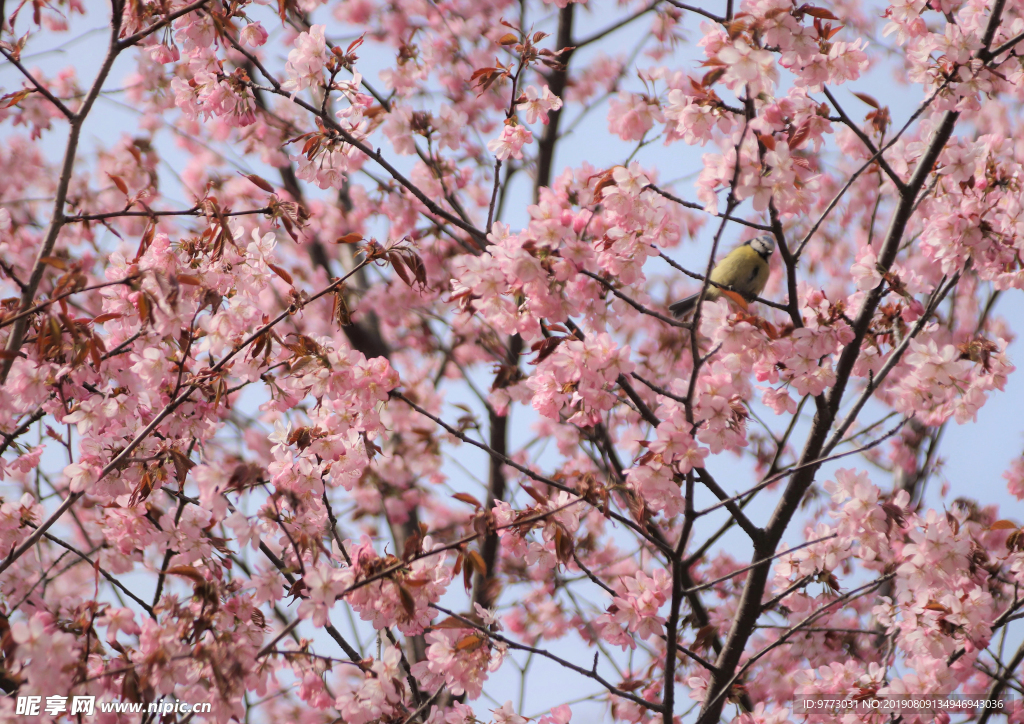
[669,234,775,318]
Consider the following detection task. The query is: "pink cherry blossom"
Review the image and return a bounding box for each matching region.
[283,24,330,95]
[607,91,665,141]
[487,123,534,160]
[240,21,269,47]
[520,85,563,124]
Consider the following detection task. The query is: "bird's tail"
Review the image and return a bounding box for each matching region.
[668,294,698,318]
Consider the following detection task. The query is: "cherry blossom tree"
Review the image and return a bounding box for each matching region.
[1,0,1024,722]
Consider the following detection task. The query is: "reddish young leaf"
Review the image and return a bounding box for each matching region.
[453,492,483,508]
[0,89,33,109]
[456,634,485,651]
[242,173,275,192]
[521,484,549,505]
[268,264,294,286]
[398,585,416,616]
[165,565,205,583]
[801,5,839,19]
[989,520,1019,531]
[468,550,487,576]
[390,253,413,287]
[90,312,122,324]
[107,174,129,195]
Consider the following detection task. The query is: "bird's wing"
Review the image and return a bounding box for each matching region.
[750,254,771,297]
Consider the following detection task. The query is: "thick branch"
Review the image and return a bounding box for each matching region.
[576,1,661,47]
[64,205,272,223]
[534,5,575,198]
[473,335,522,609]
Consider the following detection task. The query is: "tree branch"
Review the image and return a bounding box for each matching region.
[662,0,725,23]
[534,4,575,198]
[821,87,906,193]
[647,184,771,232]
[0,47,74,118]
[431,604,661,711]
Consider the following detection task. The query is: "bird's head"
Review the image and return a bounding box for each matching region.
[748,235,776,259]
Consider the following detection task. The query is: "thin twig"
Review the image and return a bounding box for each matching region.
[0,47,74,118]
[0,275,140,330]
[64,205,272,223]
[821,87,906,192]
[430,604,661,711]
[662,0,725,23]
[580,270,691,328]
[647,184,771,232]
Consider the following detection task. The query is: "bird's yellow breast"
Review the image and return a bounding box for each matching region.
[708,245,770,299]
